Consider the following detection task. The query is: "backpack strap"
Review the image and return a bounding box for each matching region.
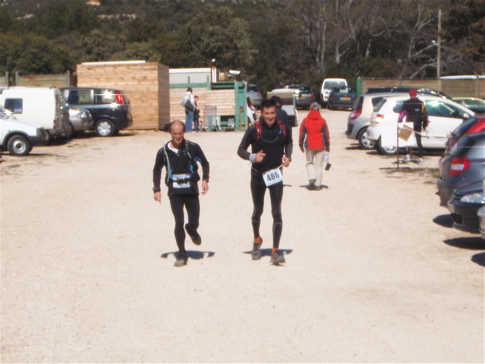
[255,120,286,141]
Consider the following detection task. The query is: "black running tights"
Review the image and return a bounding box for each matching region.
[169,194,200,253]
[250,174,283,249]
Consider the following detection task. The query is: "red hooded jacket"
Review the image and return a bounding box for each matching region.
[298,110,330,151]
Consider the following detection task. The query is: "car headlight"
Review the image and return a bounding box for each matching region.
[460,192,485,204]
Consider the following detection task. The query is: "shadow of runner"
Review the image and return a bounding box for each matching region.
[161,250,215,260]
[243,248,293,258]
[443,237,485,250]
[471,252,485,267]
[433,214,454,228]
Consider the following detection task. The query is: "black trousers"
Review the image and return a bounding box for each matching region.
[250,173,283,249]
[404,131,424,158]
[169,194,200,253]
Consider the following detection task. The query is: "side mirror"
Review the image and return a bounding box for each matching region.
[463,113,470,119]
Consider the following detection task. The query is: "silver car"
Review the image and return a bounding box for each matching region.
[69,107,93,133]
[247,84,263,109]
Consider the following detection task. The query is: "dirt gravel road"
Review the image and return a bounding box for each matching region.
[1,109,483,363]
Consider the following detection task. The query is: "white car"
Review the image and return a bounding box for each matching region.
[367,95,475,155]
[0,106,49,156]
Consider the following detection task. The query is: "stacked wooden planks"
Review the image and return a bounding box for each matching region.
[77,62,170,130]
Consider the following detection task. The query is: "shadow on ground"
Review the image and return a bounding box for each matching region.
[433,214,454,228]
[443,236,485,250]
[243,248,294,258]
[161,250,215,260]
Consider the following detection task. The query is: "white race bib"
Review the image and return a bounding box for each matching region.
[172,174,191,189]
[262,167,283,186]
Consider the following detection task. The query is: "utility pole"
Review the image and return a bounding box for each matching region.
[437,9,441,78]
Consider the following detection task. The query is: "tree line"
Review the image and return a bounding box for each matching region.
[1,0,484,94]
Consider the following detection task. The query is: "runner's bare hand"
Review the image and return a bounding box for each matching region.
[254,150,266,163]
[282,156,290,167]
[154,191,161,203]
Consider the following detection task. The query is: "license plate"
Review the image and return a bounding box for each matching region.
[341,97,350,100]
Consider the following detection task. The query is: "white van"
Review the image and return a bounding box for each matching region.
[0,105,49,156]
[320,78,347,106]
[0,87,65,138]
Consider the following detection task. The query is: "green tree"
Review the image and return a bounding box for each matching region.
[185,5,256,75]
[443,0,485,72]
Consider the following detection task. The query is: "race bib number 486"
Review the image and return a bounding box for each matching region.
[262,167,283,186]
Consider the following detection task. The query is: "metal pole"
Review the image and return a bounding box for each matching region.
[437,9,441,78]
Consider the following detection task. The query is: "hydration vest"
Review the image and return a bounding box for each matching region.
[255,120,286,142]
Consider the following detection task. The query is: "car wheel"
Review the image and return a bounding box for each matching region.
[7,135,31,156]
[357,127,374,150]
[377,137,397,155]
[95,119,115,137]
[63,122,74,139]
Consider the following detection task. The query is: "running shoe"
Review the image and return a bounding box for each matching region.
[402,154,411,163]
[251,238,263,260]
[270,250,285,265]
[174,252,188,267]
[185,224,201,245]
[307,179,316,190]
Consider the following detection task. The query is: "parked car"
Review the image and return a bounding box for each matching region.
[320,78,347,106]
[246,84,263,109]
[437,131,485,206]
[453,97,485,114]
[445,117,485,154]
[60,87,133,137]
[247,97,257,125]
[347,88,457,150]
[447,180,485,233]
[267,88,298,126]
[327,86,357,110]
[1,87,65,138]
[347,91,410,149]
[366,86,453,100]
[478,205,485,240]
[367,95,474,155]
[0,105,49,156]
[285,84,316,109]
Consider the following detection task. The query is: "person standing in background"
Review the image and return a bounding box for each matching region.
[182,88,195,132]
[193,95,200,132]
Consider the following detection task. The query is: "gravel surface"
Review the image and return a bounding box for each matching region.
[1,109,483,363]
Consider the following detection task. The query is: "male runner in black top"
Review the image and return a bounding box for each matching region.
[153,120,210,267]
[237,99,293,265]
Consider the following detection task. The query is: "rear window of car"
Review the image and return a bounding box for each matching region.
[374,99,388,112]
[352,96,363,110]
[94,89,123,105]
[324,80,346,89]
[289,85,311,92]
[370,96,384,107]
[247,85,259,92]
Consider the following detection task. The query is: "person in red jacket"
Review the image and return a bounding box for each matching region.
[299,102,330,190]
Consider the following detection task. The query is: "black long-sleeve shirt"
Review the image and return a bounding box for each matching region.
[153,139,209,195]
[237,119,293,174]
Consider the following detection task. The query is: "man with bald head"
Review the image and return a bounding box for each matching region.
[153,120,210,266]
